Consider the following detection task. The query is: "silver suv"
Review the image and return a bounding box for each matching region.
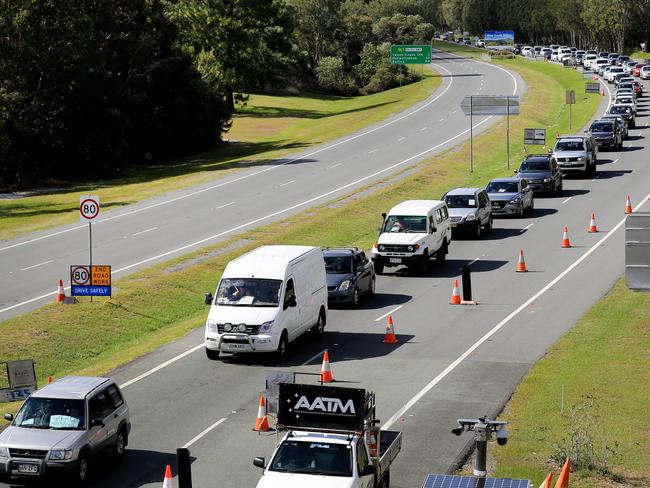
[552,135,597,176]
[0,376,130,485]
[443,188,493,238]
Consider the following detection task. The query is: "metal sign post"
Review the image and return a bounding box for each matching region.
[79,195,100,302]
[506,96,510,169]
[565,90,576,130]
[470,96,473,172]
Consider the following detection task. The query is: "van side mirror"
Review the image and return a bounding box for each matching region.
[4,413,14,422]
[513,169,518,174]
[253,457,266,469]
[287,296,297,308]
[430,227,437,234]
[361,464,376,476]
[204,292,213,305]
[91,418,105,428]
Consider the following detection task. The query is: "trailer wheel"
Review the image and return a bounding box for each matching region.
[381,469,390,488]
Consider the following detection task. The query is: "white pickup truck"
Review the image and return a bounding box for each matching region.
[253,383,401,488]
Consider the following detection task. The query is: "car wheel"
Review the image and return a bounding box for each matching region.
[113,429,126,461]
[312,312,325,338]
[275,332,289,361]
[519,204,524,217]
[529,197,534,213]
[73,452,90,486]
[374,262,384,275]
[369,277,376,295]
[475,221,481,238]
[205,348,220,360]
[351,287,359,306]
[485,216,493,231]
[558,180,563,192]
[421,250,430,273]
[436,241,447,264]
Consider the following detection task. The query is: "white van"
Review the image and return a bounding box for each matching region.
[204,245,327,360]
[371,200,451,274]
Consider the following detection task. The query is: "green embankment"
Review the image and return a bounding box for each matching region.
[0,46,601,426]
[0,70,440,241]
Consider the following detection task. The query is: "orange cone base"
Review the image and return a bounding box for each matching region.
[383,334,398,344]
[321,372,333,383]
[562,240,571,248]
[254,416,270,432]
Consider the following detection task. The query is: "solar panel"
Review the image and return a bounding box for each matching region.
[422,474,532,488]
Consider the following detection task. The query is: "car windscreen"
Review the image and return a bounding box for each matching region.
[486,181,519,193]
[382,215,427,233]
[519,159,550,171]
[215,278,282,307]
[269,440,352,477]
[554,140,584,151]
[324,256,353,274]
[14,397,85,430]
[610,106,631,114]
[444,195,477,208]
[590,122,614,132]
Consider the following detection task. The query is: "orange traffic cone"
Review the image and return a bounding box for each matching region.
[600,88,605,97]
[516,250,528,272]
[56,279,65,303]
[383,315,398,344]
[588,213,598,233]
[625,195,633,214]
[253,394,270,432]
[162,465,172,488]
[594,74,599,80]
[47,375,53,384]
[561,227,571,248]
[449,279,461,305]
[553,457,571,488]
[368,431,378,457]
[320,350,333,383]
[538,472,553,488]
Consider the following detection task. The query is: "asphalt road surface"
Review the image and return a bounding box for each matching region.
[3,59,649,488]
[0,50,521,320]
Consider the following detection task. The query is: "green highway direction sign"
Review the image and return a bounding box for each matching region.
[390,45,432,65]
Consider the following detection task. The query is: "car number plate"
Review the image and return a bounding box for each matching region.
[18,464,38,474]
[450,223,457,228]
[225,343,246,350]
[389,258,402,264]
[492,203,499,209]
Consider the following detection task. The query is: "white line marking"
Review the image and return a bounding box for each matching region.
[20,260,54,271]
[279,180,296,187]
[374,305,403,322]
[562,197,573,204]
[328,163,342,169]
[119,344,203,389]
[612,158,619,165]
[131,227,157,237]
[182,418,227,448]
[302,349,326,366]
[382,194,650,430]
[452,110,457,114]
[419,127,428,131]
[467,257,480,266]
[368,149,377,154]
[397,137,405,142]
[0,61,459,254]
[523,223,534,231]
[438,118,444,122]
[216,201,236,209]
[592,174,599,181]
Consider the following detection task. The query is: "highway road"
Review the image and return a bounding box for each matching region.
[2,55,649,488]
[0,50,521,320]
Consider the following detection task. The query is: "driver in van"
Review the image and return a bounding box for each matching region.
[390,218,407,233]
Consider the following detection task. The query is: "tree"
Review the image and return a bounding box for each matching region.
[289,0,342,73]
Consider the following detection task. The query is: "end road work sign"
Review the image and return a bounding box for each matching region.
[70,265,112,296]
[390,45,432,65]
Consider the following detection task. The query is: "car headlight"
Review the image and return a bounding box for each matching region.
[259,320,274,333]
[237,323,247,332]
[543,177,552,183]
[377,244,385,252]
[49,449,73,460]
[465,214,476,221]
[206,318,219,333]
[509,197,521,204]
[223,322,233,332]
[339,280,351,291]
[0,446,8,458]
[577,157,585,161]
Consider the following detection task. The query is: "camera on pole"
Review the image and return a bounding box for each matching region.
[451,417,508,477]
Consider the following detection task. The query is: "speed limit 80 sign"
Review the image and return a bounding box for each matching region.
[79,195,100,222]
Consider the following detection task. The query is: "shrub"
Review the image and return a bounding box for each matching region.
[316,57,358,95]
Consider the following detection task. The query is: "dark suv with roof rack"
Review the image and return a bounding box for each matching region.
[514,154,563,194]
[323,247,375,306]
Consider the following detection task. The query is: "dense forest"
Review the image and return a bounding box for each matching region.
[1,0,648,186]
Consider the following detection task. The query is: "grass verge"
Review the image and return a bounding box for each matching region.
[629,51,650,60]
[0,47,601,423]
[0,69,440,241]
[492,279,650,487]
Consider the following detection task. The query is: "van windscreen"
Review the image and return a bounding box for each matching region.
[383,215,427,233]
[216,278,282,306]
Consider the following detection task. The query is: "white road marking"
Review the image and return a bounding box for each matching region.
[592,174,599,181]
[368,149,377,154]
[0,61,459,254]
[119,344,203,389]
[382,194,650,430]
[522,223,534,231]
[468,257,480,266]
[216,201,236,209]
[612,158,619,164]
[562,197,573,204]
[20,260,54,271]
[302,349,326,366]
[452,110,457,114]
[182,418,228,448]
[397,137,405,142]
[279,180,296,187]
[419,127,428,131]
[374,305,403,322]
[131,227,157,237]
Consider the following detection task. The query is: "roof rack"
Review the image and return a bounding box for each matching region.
[322,247,359,252]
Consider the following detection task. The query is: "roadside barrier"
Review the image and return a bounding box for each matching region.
[162,465,172,488]
[561,227,571,248]
[56,279,65,303]
[516,250,528,272]
[254,394,270,432]
[625,195,633,214]
[383,315,398,344]
[588,213,598,233]
[320,350,334,383]
[553,458,570,488]
[449,279,461,305]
